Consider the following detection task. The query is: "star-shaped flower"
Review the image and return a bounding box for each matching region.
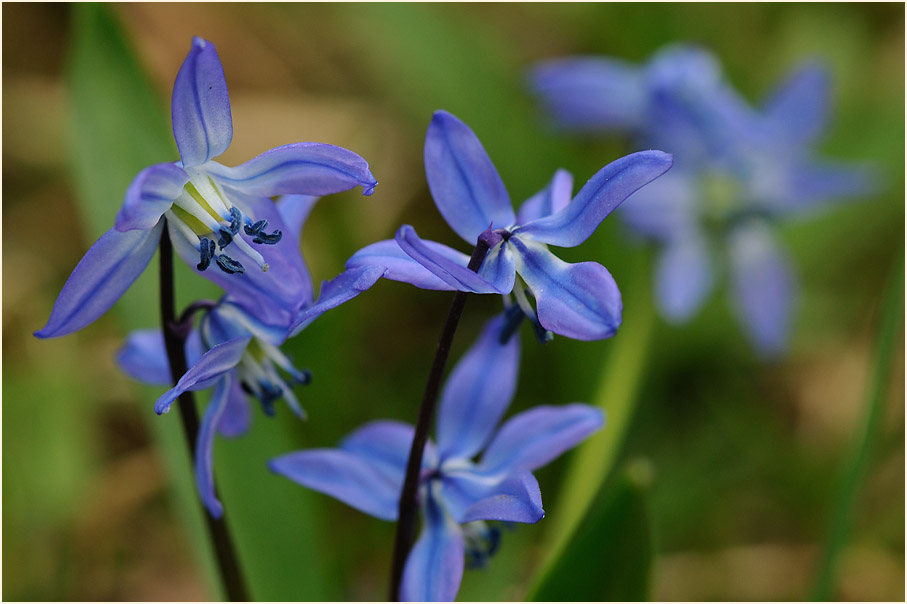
[36,36,377,339]
[269,314,603,600]
[347,110,672,341]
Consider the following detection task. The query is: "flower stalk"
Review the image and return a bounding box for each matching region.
[388,235,491,601]
[159,221,250,602]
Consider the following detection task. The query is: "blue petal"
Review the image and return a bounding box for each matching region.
[437,314,520,462]
[511,237,622,341]
[763,159,878,216]
[345,239,463,291]
[460,472,544,524]
[154,336,251,415]
[400,493,465,602]
[396,225,507,294]
[35,222,164,339]
[171,37,233,168]
[205,297,287,347]
[269,448,401,521]
[763,62,829,145]
[728,222,794,357]
[515,150,673,247]
[195,374,232,518]
[619,165,699,241]
[476,404,604,480]
[424,110,515,243]
[275,194,320,242]
[477,241,516,295]
[529,56,646,132]
[340,420,424,484]
[217,378,252,438]
[117,328,204,385]
[206,142,377,198]
[114,163,188,232]
[516,169,574,224]
[288,265,387,336]
[655,234,714,323]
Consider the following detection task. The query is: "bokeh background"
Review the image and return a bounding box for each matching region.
[3,2,904,601]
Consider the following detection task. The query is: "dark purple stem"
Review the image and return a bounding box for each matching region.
[388,234,492,601]
[159,221,250,601]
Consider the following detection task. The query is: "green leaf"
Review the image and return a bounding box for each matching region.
[528,459,655,601]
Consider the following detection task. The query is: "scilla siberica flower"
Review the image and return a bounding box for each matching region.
[117,195,386,517]
[35,36,377,339]
[270,314,603,601]
[347,111,672,341]
[530,45,875,355]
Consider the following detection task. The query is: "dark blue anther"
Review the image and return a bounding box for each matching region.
[253,229,282,245]
[215,254,245,275]
[257,382,283,417]
[531,316,554,345]
[295,369,313,386]
[197,238,216,271]
[244,219,268,237]
[498,304,526,345]
[228,207,242,235]
[486,526,502,557]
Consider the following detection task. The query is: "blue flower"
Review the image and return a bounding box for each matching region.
[117,195,386,518]
[35,36,377,339]
[347,110,672,341]
[269,315,603,601]
[530,45,875,355]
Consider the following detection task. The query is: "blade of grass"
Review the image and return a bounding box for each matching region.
[527,250,656,597]
[810,250,904,600]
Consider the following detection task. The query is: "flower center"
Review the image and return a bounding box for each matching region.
[167,171,283,275]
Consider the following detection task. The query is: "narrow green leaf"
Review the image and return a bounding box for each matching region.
[810,249,904,600]
[529,459,655,601]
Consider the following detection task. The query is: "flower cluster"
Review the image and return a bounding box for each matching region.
[530,44,875,354]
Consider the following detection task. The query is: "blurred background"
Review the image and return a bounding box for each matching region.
[3,2,903,601]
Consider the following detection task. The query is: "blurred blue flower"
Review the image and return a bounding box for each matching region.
[35,36,377,339]
[530,44,876,355]
[347,110,672,341]
[117,195,386,518]
[270,314,603,601]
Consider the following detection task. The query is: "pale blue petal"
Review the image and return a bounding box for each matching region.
[763,62,829,145]
[340,420,421,485]
[288,265,387,337]
[114,163,188,232]
[515,150,673,247]
[206,298,287,347]
[206,143,377,198]
[396,225,505,294]
[400,493,465,602]
[35,222,164,339]
[217,378,252,438]
[529,56,646,131]
[117,328,204,385]
[476,404,604,480]
[511,238,622,341]
[437,314,520,462]
[345,239,462,291]
[275,194,320,243]
[171,37,232,168]
[269,448,401,521]
[516,169,574,224]
[195,375,232,518]
[477,241,516,295]
[436,470,497,523]
[424,110,515,243]
[765,159,878,215]
[154,336,251,415]
[728,222,794,357]
[461,472,544,524]
[654,235,714,323]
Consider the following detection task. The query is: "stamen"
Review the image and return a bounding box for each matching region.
[498,304,526,344]
[215,254,245,274]
[253,229,282,245]
[197,238,216,271]
[229,233,270,272]
[217,227,234,248]
[257,381,283,417]
[244,219,268,237]
[228,207,242,235]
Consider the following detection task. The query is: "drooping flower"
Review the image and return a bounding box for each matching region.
[269,314,603,601]
[117,194,386,517]
[36,36,377,339]
[530,44,876,355]
[347,110,672,341]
